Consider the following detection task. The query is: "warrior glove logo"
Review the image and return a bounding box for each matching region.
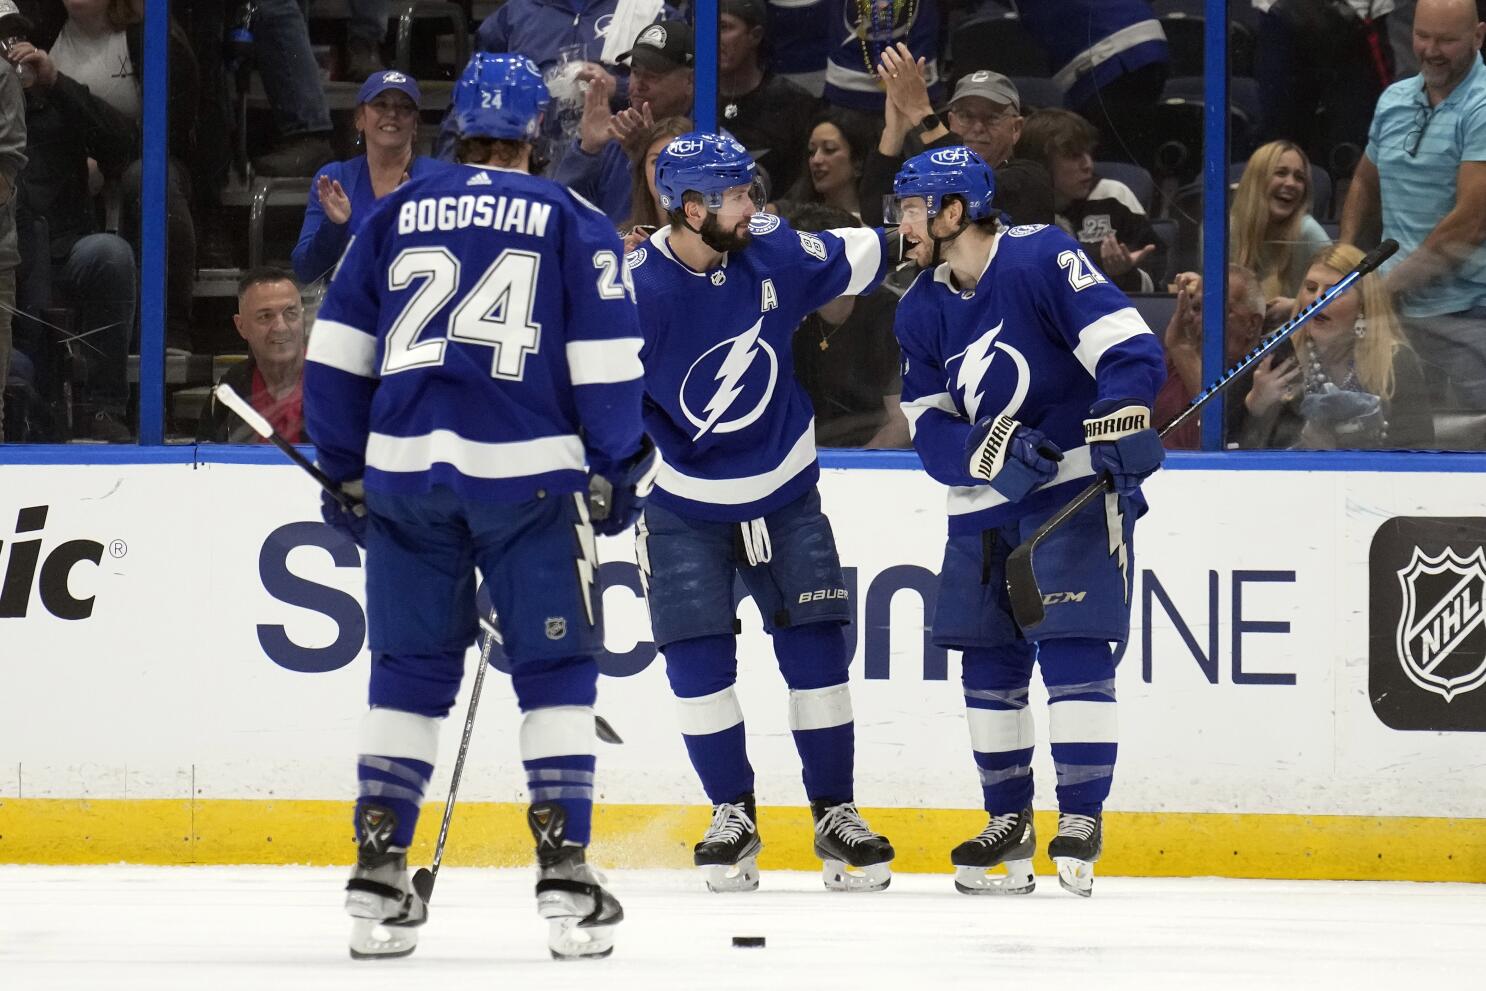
[1369,517,1486,732]
[679,319,779,440]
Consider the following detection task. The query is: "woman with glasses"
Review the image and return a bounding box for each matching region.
[1230,140,1332,327]
[292,71,445,286]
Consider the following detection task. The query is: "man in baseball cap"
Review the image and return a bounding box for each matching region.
[945,69,1023,167]
[617,19,695,126]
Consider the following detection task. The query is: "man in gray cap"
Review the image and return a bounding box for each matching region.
[860,44,1052,229]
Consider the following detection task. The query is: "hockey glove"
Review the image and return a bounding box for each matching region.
[964,414,1063,502]
[1084,400,1164,496]
[320,478,368,548]
[588,437,658,537]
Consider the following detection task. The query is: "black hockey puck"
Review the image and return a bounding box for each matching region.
[732,936,766,948]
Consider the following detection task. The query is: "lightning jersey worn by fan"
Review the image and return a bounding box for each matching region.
[304,165,644,499]
[896,223,1164,535]
[628,215,887,522]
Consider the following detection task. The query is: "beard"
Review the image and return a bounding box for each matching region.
[699,212,753,253]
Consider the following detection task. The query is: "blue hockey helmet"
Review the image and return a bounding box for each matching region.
[653,131,758,212]
[451,53,550,141]
[891,146,996,222]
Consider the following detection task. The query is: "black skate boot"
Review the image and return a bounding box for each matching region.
[694,794,763,893]
[1048,811,1102,897]
[529,802,624,960]
[810,800,894,892]
[345,804,428,960]
[950,808,1036,895]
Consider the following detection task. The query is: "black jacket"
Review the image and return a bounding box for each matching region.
[197,358,312,446]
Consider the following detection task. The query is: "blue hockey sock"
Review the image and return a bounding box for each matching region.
[355,707,441,850]
[664,636,755,804]
[775,624,854,803]
[961,645,1036,812]
[520,706,598,846]
[1041,637,1118,816]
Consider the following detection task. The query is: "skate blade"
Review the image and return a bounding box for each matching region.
[547,917,617,960]
[702,854,761,893]
[952,859,1036,895]
[348,918,419,960]
[1054,856,1095,897]
[821,858,891,893]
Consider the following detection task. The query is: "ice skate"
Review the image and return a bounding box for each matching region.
[1048,812,1102,897]
[694,794,763,892]
[811,800,894,892]
[529,802,623,960]
[344,805,427,960]
[951,807,1037,895]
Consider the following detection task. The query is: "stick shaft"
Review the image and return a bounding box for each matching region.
[426,613,496,882]
[212,383,353,508]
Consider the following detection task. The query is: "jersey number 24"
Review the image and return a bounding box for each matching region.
[380,246,628,380]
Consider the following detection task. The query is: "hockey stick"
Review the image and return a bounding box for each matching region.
[411,610,496,904]
[408,614,624,905]
[1004,238,1399,631]
[211,384,359,511]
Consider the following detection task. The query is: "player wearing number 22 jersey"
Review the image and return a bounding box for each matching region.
[304,54,642,961]
[891,146,1165,897]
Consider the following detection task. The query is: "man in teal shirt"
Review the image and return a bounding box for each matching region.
[1342,0,1486,414]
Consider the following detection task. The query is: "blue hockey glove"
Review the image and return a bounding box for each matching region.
[320,478,367,547]
[964,414,1063,501]
[587,438,658,537]
[1084,400,1164,496]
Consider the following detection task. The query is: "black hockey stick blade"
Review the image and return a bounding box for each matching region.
[411,867,434,903]
[1004,239,1398,631]
[595,715,624,744]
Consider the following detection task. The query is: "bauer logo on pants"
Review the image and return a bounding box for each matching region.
[1369,517,1486,731]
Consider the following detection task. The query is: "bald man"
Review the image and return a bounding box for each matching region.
[1341,0,1486,415]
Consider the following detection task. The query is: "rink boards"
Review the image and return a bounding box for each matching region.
[0,454,1483,881]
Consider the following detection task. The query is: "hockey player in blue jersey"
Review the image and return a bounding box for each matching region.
[890,147,1165,897]
[625,132,895,892]
[303,53,652,959]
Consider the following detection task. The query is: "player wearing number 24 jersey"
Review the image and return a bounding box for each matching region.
[891,146,1164,898]
[304,53,640,962]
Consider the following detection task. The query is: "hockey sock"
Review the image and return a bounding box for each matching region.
[1040,637,1118,816]
[775,624,854,802]
[520,705,598,846]
[664,635,755,805]
[356,707,440,850]
[961,644,1037,812]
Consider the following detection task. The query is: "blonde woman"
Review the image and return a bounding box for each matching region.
[1230,141,1332,326]
[1239,243,1434,450]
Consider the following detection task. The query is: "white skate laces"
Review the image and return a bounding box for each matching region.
[968,812,1024,846]
[702,802,756,845]
[1056,813,1098,841]
[813,803,877,845]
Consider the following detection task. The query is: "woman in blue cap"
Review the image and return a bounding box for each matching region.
[292,70,444,285]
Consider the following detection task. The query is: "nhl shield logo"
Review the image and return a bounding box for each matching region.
[1394,546,1486,702]
[545,616,567,640]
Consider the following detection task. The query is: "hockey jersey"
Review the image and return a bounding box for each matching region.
[304,165,645,502]
[627,215,887,521]
[823,0,941,111]
[895,223,1165,535]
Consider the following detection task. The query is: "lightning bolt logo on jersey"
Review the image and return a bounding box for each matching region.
[896,224,1165,535]
[629,217,887,522]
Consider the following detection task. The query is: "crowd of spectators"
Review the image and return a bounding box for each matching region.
[1,0,1483,453]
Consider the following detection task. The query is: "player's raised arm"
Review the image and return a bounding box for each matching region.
[778,217,891,314]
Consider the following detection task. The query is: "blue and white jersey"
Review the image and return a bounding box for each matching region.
[304,164,645,502]
[895,224,1164,535]
[628,215,887,522]
[1018,1,1168,108]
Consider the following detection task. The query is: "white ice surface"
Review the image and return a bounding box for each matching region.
[1,866,1482,990]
